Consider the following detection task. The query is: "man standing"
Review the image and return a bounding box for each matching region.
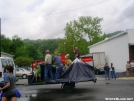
[53,51,62,79]
[130,60,134,77]
[73,45,80,59]
[44,50,53,81]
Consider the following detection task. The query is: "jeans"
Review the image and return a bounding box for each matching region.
[56,64,62,79]
[111,71,116,79]
[105,71,110,79]
[44,64,53,81]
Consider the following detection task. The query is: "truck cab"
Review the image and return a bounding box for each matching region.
[0,57,16,82]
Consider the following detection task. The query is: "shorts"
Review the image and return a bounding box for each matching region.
[127,68,131,71]
[35,74,41,77]
[3,94,16,100]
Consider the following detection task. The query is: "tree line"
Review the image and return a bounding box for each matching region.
[1,16,122,67]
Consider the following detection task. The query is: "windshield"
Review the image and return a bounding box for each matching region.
[7,59,14,67]
[1,59,8,68]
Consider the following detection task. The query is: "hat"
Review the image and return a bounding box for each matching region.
[65,54,69,59]
[46,50,50,53]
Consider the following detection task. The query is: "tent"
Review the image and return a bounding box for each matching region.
[56,58,96,83]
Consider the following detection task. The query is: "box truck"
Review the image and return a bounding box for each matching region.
[81,52,106,74]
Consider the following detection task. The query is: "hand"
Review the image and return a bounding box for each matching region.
[0,87,2,91]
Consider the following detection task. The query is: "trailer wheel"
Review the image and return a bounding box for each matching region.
[63,83,73,93]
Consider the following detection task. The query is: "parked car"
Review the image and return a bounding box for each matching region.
[94,66,105,75]
[16,68,32,79]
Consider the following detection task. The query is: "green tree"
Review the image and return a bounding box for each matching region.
[1,34,12,53]
[57,16,103,58]
[10,35,24,54]
[26,44,38,60]
[15,56,33,67]
[15,46,29,57]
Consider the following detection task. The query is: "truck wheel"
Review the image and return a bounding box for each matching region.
[22,74,27,79]
[63,83,73,93]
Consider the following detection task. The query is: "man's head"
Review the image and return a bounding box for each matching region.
[5,65,14,73]
[105,63,108,66]
[46,50,50,54]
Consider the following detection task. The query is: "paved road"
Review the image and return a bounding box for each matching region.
[15,76,134,101]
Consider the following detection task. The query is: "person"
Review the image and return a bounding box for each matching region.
[53,51,62,79]
[65,54,72,69]
[0,66,16,101]
[34,63,41,82]
[73,45,80,59]
[130,60,134,77]
[3,68,8,83]
[104,63,110,80]
[111,63,116,79]
[44,50,53,82]
[110,65,113,79]
[126,61,131,77]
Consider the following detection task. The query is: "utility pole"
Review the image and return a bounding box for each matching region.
[0,18,1,57]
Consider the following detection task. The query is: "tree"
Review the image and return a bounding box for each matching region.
[15,56,33,67]
[26,44,38,60]
[15,46,29,58]
[57,16,103,59]
[1,34,12,53]
[10,35,24,54]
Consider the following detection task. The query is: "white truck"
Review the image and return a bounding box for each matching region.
[0,57,16,82]
[81,52,106,74]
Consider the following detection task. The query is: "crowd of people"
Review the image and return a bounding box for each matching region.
[104,60,134,80]
[43,45,79,82]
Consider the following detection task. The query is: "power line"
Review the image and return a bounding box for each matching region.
[102,0,129,26]
[103,11,134,32]
[1,0,110,19]
[103,1,134,31]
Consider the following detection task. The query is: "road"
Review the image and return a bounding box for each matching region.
[16,76,134,101]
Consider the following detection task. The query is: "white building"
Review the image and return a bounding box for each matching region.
[1,52,14,59]
[88,29,134,72]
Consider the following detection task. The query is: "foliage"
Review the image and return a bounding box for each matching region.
[14,56,34,67]
[57,16,104,59]
[1,35,12,53]
[23,38,63,56]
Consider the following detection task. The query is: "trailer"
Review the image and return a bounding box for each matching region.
[28,58,97,93]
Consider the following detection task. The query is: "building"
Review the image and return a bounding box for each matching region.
[1,52,14,59]
[88,29,134,72]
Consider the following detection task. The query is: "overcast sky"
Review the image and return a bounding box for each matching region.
[0,0,134,40]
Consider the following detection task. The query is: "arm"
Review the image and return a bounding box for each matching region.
[0,76,10,91]
[0,82,10,90]
[44,55,48,64]
[73,45,75,52]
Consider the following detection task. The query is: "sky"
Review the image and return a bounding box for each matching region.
[0,0,134,40]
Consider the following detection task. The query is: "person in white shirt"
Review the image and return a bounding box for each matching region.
[44,50,53,81]
[130,60,134,77]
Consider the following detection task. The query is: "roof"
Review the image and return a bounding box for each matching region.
[1,52,14,57]
[88,31,127,48]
